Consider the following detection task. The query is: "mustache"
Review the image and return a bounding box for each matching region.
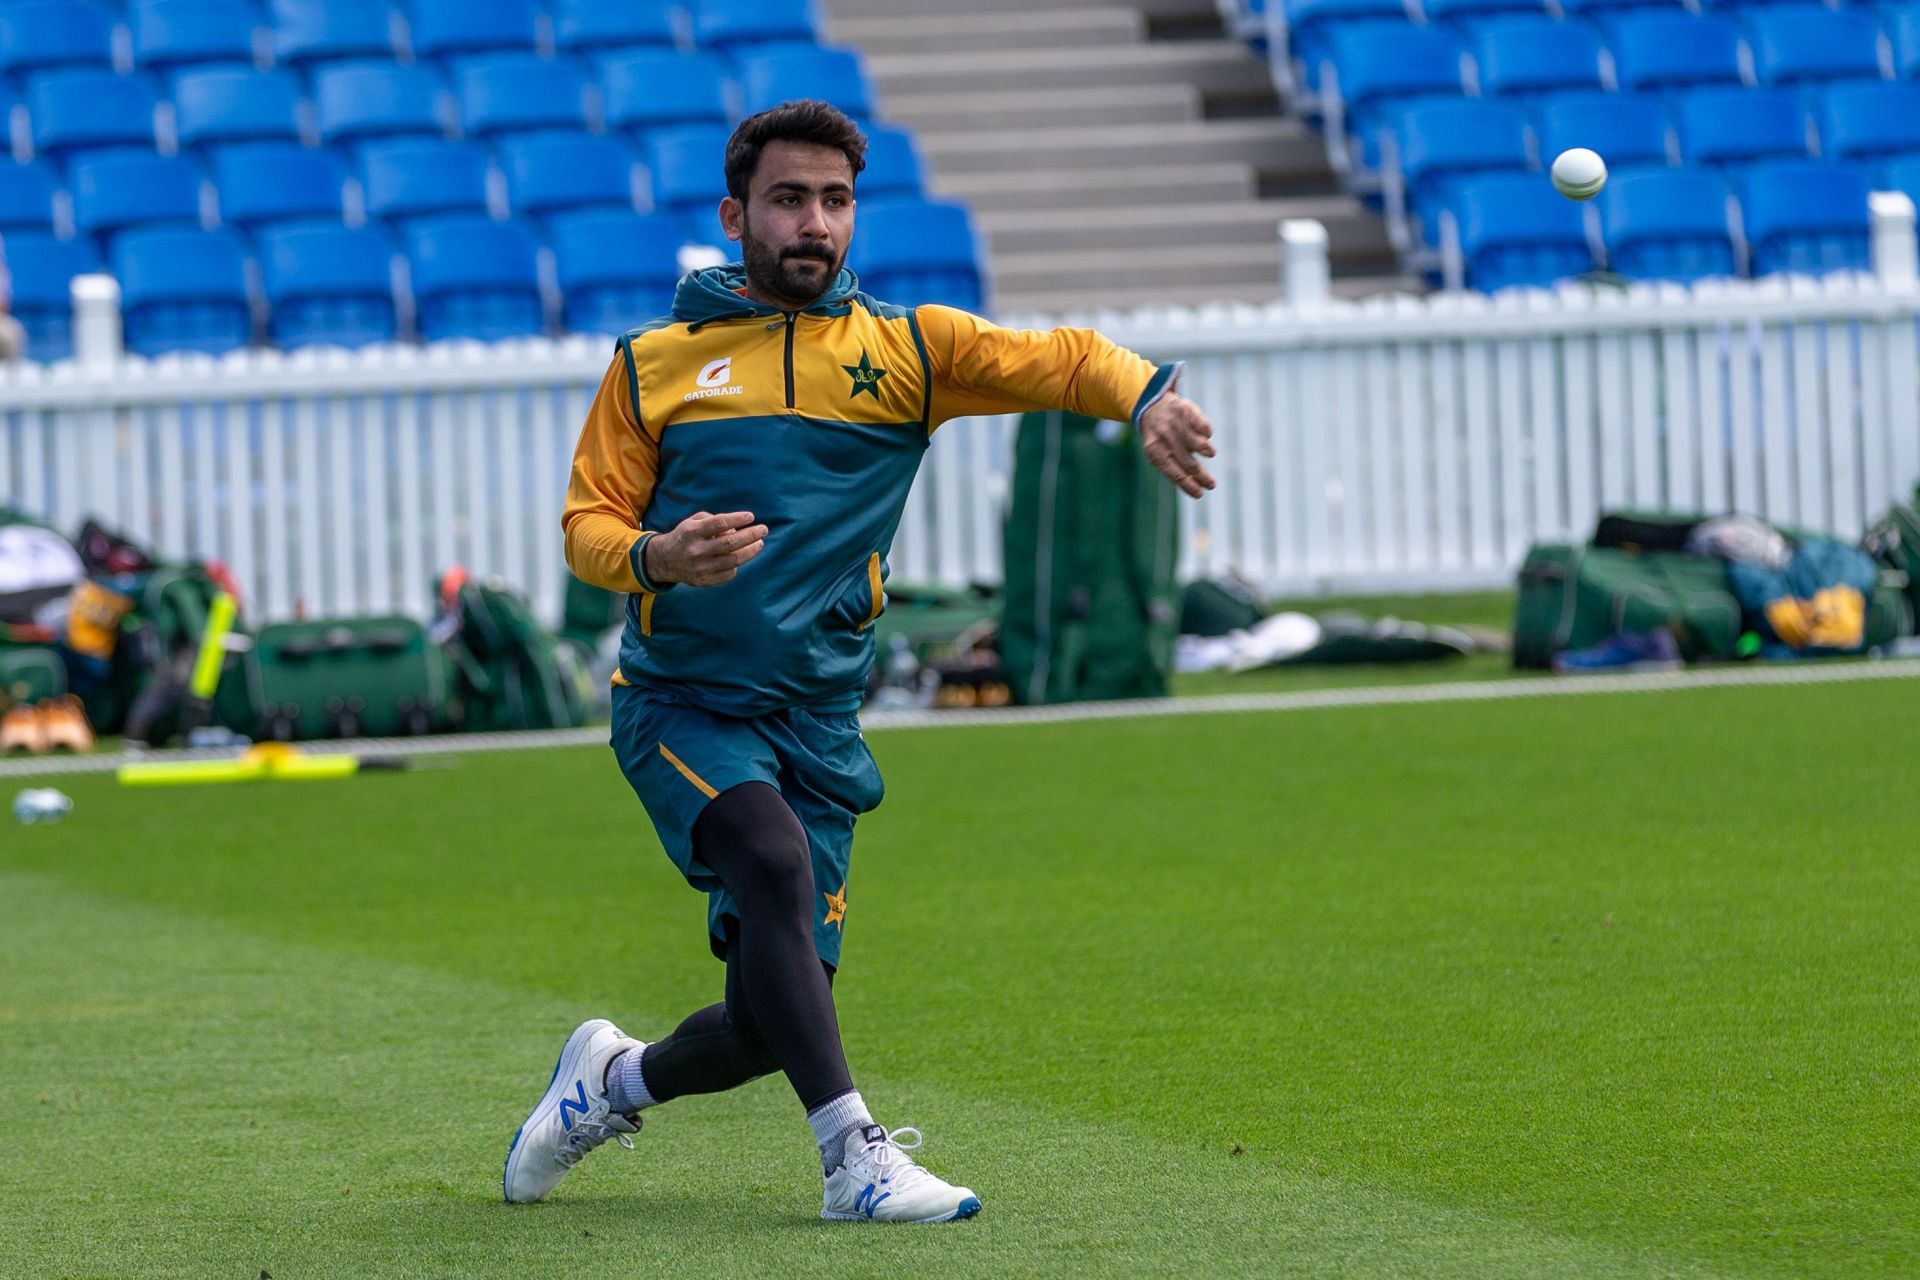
[782,245,835,263]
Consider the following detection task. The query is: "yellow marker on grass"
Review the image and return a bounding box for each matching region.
[118,743,402,787]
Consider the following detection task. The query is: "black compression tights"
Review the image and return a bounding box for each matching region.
[637,783,855,1112]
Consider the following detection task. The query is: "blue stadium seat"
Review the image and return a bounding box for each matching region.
[1392,100,1531,237]
[644,124,730,239]
[737,46,873,121]
[27,68,159,161]
[270,0,399,68]
[129,0,259,74]
[1448,174,1594,290]
[172,67,304,151]
[0,2,116,79]
[853,198,983,311]
[1611,15,1743,96]
[1599,170,1736,282]
[1675,89,1810,177]
[552,0,676,56]
[499,133,634,219]
[456,54,591,139]
[1747,9,1885,93]
[1534,93,1671,173]
[113,226,253,355]
[1890,4,1920,80]
[1887,156,1920,219]
[549,208,680,334]
[1282,0,1412,85]
[404,215,544,341]
[859,124,923,198]
[690,0,818,52]
[1820,84,1920,188]
[601,50,729,134]
[1328,25,1467,162]
[0,159,57,232]
[213,142,347,231]
[1421,0,1547,34]
[407,0,539,64]
[1557,0,1684,19]
[314,61,448,147]
[2,230,98,359]
[71,151,203,240]
[361,139,490,226]
[1472,19,1604,104]
[1738,161,1870,277]
[259,222,396,347]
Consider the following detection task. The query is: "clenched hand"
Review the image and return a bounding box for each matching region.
[643,511,768,587]
[1138,378,1217,499]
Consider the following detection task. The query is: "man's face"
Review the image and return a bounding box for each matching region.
[721,140,856,309]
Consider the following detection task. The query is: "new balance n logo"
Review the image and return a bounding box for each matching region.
[558,1080,590,1132]
[854,1183,892,1218]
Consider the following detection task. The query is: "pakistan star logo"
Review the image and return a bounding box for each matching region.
[842,349,887,400]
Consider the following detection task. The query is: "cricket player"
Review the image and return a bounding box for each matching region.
[505,100,1217,1222]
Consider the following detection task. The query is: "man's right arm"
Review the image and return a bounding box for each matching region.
[561,344,771,592]
[561,344,671,593]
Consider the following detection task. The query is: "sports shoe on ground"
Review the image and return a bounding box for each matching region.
[503,1018,644,1204]
[40,697,95,753]
[821,1124,982,1223]
[0,702,48,755]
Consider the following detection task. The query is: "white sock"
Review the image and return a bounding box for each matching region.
[806,1089,873,1165]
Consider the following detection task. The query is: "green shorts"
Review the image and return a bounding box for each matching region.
[609,680,885,968]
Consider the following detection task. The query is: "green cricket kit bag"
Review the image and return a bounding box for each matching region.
[1001,410,1180,705]
[1513,543,1743,669]
[249,616,449,740]
[443,578,592,731]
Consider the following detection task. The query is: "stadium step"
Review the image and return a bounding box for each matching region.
[822,0,1416,308]
[934,162,1256,212]
[977,198,1375,254]
[920,119,1329,180]
[827,7,1146,56]
[862,41,1273,99]
[881,84,1202,132]
[990,241,1399,296]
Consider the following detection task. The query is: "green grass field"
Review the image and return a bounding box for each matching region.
[4,674,1915,1278]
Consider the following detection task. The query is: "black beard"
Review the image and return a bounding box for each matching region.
[741,223,840,308]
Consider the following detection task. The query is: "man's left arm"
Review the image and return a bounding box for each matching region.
[917,305,1217,498]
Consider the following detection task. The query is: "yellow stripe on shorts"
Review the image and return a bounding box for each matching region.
[658,742,718,799]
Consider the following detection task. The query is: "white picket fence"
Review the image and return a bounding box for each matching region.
[2,271,1918,623]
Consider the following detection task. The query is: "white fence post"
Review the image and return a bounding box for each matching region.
[1870,191,1918,289]
[69,273,123,368]
[1281,219,1330,307]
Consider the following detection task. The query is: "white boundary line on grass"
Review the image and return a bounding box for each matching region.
[2,658,1917,781]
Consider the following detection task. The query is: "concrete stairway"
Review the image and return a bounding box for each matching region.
[822,0,1418,313]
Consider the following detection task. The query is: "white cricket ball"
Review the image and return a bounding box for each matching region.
[1551,148,1607,202]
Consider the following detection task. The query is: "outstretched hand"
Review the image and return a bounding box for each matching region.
[644,511,768,587]
[1139,379,1217,499]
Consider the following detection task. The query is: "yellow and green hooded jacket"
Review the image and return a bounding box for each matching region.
[563,264,1180,717]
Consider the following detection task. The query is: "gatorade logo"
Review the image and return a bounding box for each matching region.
[686,356,745,402]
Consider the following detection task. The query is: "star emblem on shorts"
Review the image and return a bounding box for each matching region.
[823,883,848,929]
[842,349,887,400]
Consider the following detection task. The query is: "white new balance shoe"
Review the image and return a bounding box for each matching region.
[821,1124,982,1223]
[503,1018,644,1204]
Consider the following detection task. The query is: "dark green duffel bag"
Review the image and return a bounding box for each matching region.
[249,616,448,740]
[1001,410,1180,704]
[445,580,591,731]
[1513,544,1744,669]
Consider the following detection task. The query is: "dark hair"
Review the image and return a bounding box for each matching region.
[723,100,867,201]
